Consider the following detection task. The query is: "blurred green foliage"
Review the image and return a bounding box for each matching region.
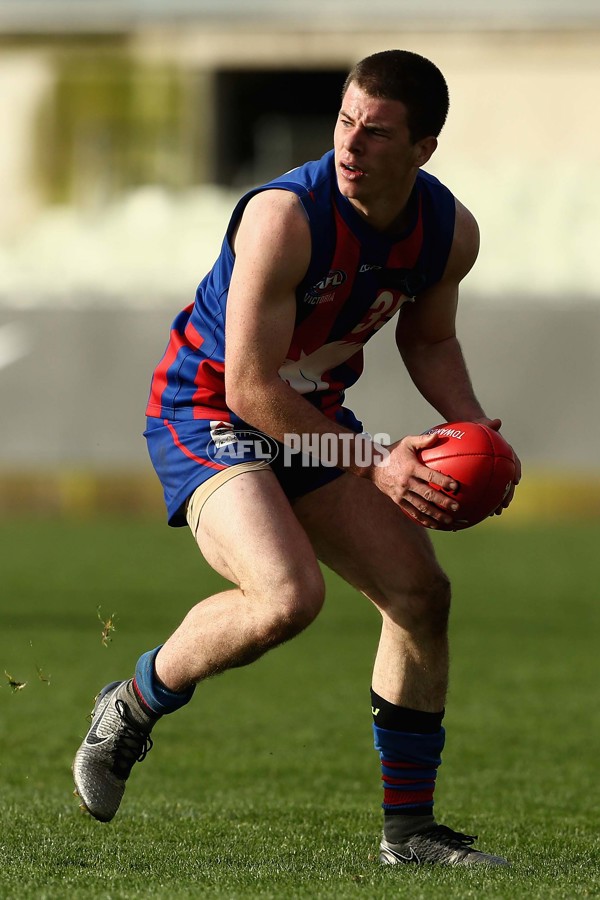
[34,48,201,205]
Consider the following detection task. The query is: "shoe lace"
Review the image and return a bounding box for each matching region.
[112,698,154,778]
[427,824,478,851]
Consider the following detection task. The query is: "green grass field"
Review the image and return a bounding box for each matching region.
[1,516,599,899]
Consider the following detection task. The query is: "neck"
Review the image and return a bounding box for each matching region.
[347,181,417,233]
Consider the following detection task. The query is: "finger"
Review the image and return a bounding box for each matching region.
[401,492,455,529]
[411,479,460,513]
[419,465,459,497]
[502,482,516,508]
[472,416,502,431]
[401,501,441,530]
[513,455,522,484]
[407,432,441,453]
[489,481,516,517]
[411,431,440,446]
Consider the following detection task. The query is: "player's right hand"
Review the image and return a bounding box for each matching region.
[369,432,460,529]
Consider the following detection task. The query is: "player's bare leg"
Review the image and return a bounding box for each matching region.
[74,469,324,822]
[293,472,508,866]
[155,468,325,689]
[294,472,449,709]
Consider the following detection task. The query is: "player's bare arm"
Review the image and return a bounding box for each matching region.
[225,189,350,441]
[225,189,458,524]
[396,198,520,509]
[395,199,487,420]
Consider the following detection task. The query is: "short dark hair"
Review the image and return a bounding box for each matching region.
[342,50,450,143]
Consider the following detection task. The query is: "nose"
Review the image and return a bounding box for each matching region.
[344,125,364,154]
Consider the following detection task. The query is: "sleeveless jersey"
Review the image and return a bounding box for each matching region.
[146,149,456,424]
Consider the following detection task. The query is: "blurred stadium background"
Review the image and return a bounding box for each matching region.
[1,0,599,521]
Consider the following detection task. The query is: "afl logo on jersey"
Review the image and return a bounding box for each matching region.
[303,269,346,305]
[315,270,346,291]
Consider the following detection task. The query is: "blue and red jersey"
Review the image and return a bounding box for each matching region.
[146,149,456,425]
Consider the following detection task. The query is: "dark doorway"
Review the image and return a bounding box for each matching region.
[213,68,347,187]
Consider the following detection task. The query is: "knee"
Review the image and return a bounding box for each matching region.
[408,571,451,635]
[381,569,451,636]
[261,566,325,644]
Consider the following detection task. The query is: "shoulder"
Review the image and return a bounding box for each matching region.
[244,187,308,219]
[229,151,334,247]
[231,189,312,289]
[233,189,311,254]
[453,198,480,253]
[443,197,480,283]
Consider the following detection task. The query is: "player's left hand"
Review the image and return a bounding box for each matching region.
[472,416,521,515]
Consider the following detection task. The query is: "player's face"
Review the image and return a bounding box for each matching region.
[334,82,436,220]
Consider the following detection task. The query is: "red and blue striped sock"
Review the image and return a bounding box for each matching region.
[371,689,445,828]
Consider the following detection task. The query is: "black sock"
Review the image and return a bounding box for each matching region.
[371,689,444,734]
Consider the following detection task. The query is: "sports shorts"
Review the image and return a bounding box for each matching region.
[144,408,363,527]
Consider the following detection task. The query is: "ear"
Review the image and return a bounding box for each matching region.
[414,136,438,167]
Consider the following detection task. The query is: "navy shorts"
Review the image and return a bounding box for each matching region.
[145,409,363,527]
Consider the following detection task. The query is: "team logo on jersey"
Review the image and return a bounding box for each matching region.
[209,421,237,448]
[303,269,346,305]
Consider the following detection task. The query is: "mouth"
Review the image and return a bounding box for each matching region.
[340,161,365,180]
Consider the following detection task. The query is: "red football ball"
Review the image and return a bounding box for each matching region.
[419,421,516,531]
